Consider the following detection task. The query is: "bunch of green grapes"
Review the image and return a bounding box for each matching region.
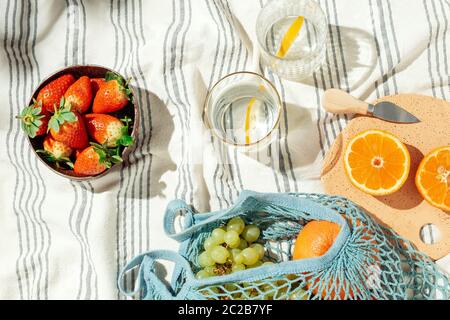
[196,217,273,280]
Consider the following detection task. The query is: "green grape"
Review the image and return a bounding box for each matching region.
[275,279,287,286]
[228,248,241,263]
[210,245,230,264]
[211,228,226,244]
[196,269,210,279]
[285,274,297,281]
[204,265,216,276]
[232,293,243,300]
[226,249,233,262]
[234,253,244,265]
[210,287,221,294]
[230,248,241,261]
[262,284,275,300]
[262,284,274,293]
[276,286,288,299]
[203,237,216,251]
[198,251,215,267]
[224,284,238,292]
[226,217,245,234]
[241,247,259,266]
[263,293,275,300]
[248,288,259,298]
[250,243,265,259]
[242,225,260,243]
[262,261,274,266]
[224,230,240,248]
[232,263,246,273]
[247,261,262,269]
[289,289,308,300]
[238,238,248,250]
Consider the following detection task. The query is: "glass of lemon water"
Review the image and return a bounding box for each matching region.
[204,72,282,148]
[256,0,328,80]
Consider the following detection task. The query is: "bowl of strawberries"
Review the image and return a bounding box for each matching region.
[18,65,138,180]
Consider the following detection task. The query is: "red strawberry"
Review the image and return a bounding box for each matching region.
[37,74,75,113]
[83,114,133,148]
[43,135,73,159]
[48,97,89,149]
[36,135,74,169]
[17,101,49,138]
[74,144,122,176]
[90,78,105,95]
[64,76,93,114]
[92,72,131,113]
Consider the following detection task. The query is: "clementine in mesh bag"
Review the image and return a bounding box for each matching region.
[415,146,450,212]
[293,220,354,299]
[293,221,340,259]
[344,129,410,196]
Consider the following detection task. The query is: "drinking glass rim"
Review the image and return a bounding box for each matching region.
[203,71,282,148]
[255,0,328,62]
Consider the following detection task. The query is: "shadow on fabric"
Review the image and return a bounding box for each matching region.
[299,25,378,92]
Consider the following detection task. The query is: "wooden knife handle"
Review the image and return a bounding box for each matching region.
[323,89,370,115]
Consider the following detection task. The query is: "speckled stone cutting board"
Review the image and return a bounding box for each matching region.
[321,94,450,260]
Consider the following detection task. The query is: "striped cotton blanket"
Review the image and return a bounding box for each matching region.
[0,0,448,299]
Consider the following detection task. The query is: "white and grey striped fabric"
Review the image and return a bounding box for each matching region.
[0,0,448,299]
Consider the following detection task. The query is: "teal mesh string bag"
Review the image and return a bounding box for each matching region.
[118,191,449,300]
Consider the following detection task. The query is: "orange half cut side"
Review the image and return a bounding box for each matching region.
[344,129,411,196]
[415,146,450,212]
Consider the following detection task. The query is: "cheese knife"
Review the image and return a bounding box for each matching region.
[323,89,420,123]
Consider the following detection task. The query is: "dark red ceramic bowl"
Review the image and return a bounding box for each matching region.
[26,65,139,181]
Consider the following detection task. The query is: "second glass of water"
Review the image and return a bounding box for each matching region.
[256,0,328,80]
[204,72,282,148]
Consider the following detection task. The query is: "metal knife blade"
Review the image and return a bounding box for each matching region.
[369,101,420,123]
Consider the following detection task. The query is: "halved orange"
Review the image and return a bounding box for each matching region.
[344,129,410,196]
[415,146,450,212]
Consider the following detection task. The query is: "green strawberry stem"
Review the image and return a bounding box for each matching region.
[117,116,134,147]
[48,97,77,133]
[91,142,123,169]
[124,77,132,87]
[36,149,74,169]
[17,102,45,138]
[105,71,124,83]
